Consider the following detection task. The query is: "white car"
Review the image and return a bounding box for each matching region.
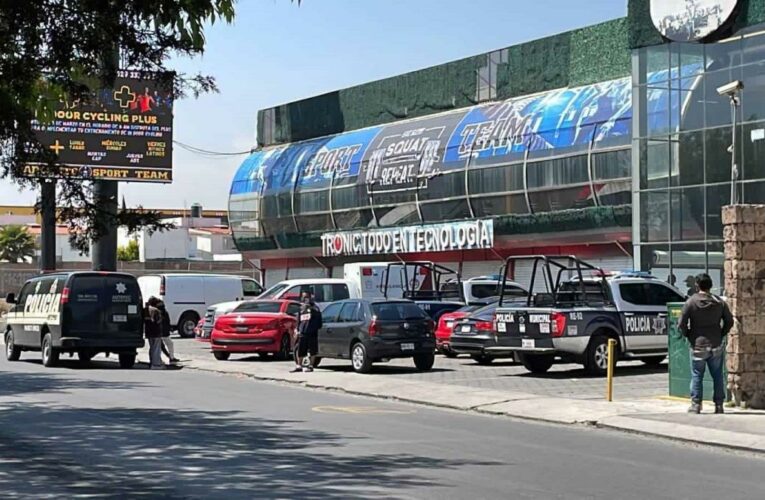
[138,274,263,337]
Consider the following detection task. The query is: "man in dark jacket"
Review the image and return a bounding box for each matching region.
[144,297,164,370]
[291,292,322,373]
[157,300,179,364]
[679,273,734,414]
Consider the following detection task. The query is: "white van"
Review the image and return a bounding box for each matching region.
[258,279,360,309]
[138,274,263,337]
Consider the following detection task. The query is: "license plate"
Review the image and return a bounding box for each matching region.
[539,323,550,334]
[112,314,127,323]
[497,322,506,333]
[461,325,472,333]
[522,339,535,349]
[401,343,415,351]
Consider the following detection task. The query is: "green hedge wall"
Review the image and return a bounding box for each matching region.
[629,0,765,49]
[234,206,633,252]
[257,18,631,148]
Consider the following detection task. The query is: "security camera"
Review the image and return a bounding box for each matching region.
[717,80,744,97]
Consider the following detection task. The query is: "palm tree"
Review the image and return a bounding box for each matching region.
[0,225,37,263]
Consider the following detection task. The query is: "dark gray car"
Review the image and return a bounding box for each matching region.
[315,299,436,374]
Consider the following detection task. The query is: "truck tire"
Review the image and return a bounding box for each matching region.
[119,353,136,369]
[178,312,199,338]
[519,353,554,374]
[586,334,614,376]
[5,330,21,361]
[41,333,59,368]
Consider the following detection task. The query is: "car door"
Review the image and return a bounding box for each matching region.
[315,302,342,357]
[336,301,363,358]
[617,281,684,352]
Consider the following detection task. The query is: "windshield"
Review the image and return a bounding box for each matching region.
[234,301,282,313]
[258,284,288,300]
[371,302,428,321]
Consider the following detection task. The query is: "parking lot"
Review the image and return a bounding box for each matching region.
[172,338,667,401]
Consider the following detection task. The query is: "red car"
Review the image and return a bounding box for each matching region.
[194,319,208,343]
[210,300,302,361]
[435,303,493,357]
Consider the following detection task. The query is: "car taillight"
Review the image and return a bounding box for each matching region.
[369,316,380,337]
[551,312,567,337]
[362,267,373,276]
[475,321,493,332]
[60,287,69,305]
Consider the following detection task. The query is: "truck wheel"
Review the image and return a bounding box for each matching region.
[213,351,231,361]
[178,312,199,339]
[5,330,21,361]
[119,353,136,369]
[641,356,665,367]
[413,353,435,371]
[41,333,59,367]
[519,353,554,374]
[471,354,494,365]
[351,342,373,374]
[586,335,614,376]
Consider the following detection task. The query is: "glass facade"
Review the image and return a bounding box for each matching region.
[633,25,765,292]
[230,78,634,250]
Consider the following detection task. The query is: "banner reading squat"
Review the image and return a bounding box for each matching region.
[321,220,494,257]
[24,70,174,183]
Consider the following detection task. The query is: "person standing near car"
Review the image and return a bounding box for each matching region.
[291,292,322,373]
[156,299,180,365]
[679,273,734,414]
[144,297,164,370]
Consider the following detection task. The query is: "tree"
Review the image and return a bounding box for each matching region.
[0,1,306,252]
[117,239,140,262]
[0,225,37,263]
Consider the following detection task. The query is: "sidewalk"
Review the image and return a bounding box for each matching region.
[167,341,765,454]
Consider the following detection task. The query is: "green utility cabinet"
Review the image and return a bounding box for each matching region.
[667,303,728,401]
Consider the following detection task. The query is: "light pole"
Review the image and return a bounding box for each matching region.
[717,80,744,205]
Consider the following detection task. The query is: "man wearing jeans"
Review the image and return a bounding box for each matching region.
[679,274,734,414]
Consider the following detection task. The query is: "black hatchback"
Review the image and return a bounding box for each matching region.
[315,299,436,373]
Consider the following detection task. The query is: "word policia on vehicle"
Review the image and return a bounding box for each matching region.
[321,220,494,257]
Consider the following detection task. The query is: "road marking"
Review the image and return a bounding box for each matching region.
[312,405,416,415]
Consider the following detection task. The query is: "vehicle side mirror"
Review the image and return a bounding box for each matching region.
[5,293,16,304]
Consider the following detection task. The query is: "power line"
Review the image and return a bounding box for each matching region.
[173,140,255,157]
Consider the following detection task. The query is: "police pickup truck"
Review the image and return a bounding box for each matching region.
[451,256,686,375]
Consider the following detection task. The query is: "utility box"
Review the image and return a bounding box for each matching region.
[667,302,727,401]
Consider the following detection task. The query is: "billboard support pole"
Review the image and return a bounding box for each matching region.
[39,179,56,272]
[91,180,119,271]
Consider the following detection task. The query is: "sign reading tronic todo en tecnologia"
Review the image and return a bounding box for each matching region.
[321,220,494,257]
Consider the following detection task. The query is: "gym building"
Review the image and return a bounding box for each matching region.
[229,0,765,291]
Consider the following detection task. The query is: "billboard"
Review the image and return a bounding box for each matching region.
[24,70,174,183]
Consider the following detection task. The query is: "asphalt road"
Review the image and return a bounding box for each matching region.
[0,355,763,500]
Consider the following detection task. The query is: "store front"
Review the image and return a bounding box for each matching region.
[229,1,765,288]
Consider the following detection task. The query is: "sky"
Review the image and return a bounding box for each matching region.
[0,0,627,210]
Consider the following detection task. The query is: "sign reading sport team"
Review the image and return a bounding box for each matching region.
[321,220,494,257]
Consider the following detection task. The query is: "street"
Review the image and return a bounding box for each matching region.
[1,355,764,499]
